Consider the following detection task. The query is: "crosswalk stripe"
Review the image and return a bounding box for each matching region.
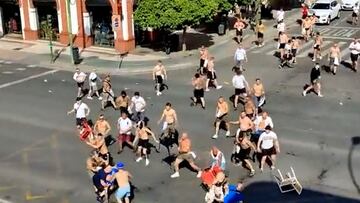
[297,41,332,58]
[295,40,317,58]
[252,42,276,53]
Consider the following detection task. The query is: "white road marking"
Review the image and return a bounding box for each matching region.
[325,26,360,30]
[4,61,12,65]
[297,41,332,57]
[0,70,58,89]
[15,68,26,71]
[252,42,276,53]
[26,65,37,68]
[322,36,354,40]
[0,60,4,63]
[2,71,13,74]
[0,198,13,203]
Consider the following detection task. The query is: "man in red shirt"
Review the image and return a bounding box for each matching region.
[301,4,309,19]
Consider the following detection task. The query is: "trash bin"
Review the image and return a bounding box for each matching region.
[218,23,225,35]
[72,47,81,65]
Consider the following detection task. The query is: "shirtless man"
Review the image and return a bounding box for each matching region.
[328,43,341,75]
[94,114,111,136]
[115,90,131,115]
[113,162,132,203]
[86,133,111,166]
[309,14,318,37]
[234,133,256,176]
[101,75,116,110]
[152,60,167,96]
[234,18,246,43]
[243,96,256,119]
[213,97,230,139]
[312,32,323,62]
[158,102,178,138]
[205,56,222,91]
[230,111,254,139]
[199,45,209,74]
[302,17,312,41]
[278,31,288,60]
[133,120,159,166]
[191,73,206,109]
[291,37,300,64]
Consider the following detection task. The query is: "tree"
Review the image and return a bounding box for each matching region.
[134,0,231,51]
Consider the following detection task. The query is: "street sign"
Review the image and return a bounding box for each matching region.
[112,15,121,31]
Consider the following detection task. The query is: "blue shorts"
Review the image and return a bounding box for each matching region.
[115,184,131,200]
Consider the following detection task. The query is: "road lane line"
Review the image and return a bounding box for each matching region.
[297,41,332,58]
[332,13,352,26]
[0,70,58,89]
[322,36,354,40]
[325,26,360,30]
[0,199,13,203]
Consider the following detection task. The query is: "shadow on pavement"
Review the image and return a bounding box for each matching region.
[348,136,360,194]
[242,181,360,203]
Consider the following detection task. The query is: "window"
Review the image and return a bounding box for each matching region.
[312,3,330,9]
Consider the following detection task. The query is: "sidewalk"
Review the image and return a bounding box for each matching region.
[0,8,301,75]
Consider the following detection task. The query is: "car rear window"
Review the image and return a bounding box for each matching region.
[312,3,330,9]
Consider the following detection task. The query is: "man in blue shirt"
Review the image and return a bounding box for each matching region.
[224,183,244,203]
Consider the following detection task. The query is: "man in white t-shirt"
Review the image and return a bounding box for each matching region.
[352,3,359,25]
[232,69,249,109]
[349,38,360,72]
[234,44,248,72]
[73,68,87,98]
[129,92,146,123]
[257,126,280,172]
[117,112,134,154]
[67,97,90,128]
[276,8,284,24]
[87,69,102,100]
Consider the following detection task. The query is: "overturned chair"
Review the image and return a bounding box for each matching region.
[274,166,302,195]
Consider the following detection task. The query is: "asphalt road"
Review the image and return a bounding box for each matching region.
[0,10,360,203]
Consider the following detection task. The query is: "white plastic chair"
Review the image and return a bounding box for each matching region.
[274,166,302,195]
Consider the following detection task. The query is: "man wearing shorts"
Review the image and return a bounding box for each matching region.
[87,69,102,100]
[256,20,265,47]
[199,45,209,74]
[158,102,178,138]
[94,114,111,137]
[191,73,206,109]
[312,32,323,62]
[290,37,300,64]
[205,56,222,91]
[113,162,132,203]
[115,90,131,115]
[213,97,230,139]
[133,121,159,166]
[352,3,359,25]
[117,112,134,154]
[302,16,312,42]
[257,126,280,172]
[67,97,90,128]
[349,38,359,72]
[234,133,256,176]
[233,43,247,71]
[234,18,246,43]
[328,43,341,75]
[152,60,167,96]
[278,31,288,60]
[230,111,254,139]
[303,63,323,97]
[73,68,86,98]
[171,133,202,178]
[232,69,249,110]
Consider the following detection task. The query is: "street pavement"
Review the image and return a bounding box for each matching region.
[0,9,360,203]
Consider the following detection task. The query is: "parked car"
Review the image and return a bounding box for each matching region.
[341,0,360,10]
[309,0,341,24]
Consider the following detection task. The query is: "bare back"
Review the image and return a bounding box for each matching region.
[115,170,130,187]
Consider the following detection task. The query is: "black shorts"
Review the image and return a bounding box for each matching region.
[238,147,251,160]
[305,27,310,31]
[262,147,276,156]
[257,32,264,38]
[235,88,246,95]
[77,82,84,88]
[138,139,150,149]
[194,88,204,98]
[314,44,320,50]
[76,117,86,126]
[155,75,163,84]
[291,49,297,57]
[119,106,129,115]
[236,29,243,36]
[207,71,216,80]
[353,12,358,17]
[279,43,285,49]
[350,53,359,62]
[98,152,110,161]
[200,58,205,67]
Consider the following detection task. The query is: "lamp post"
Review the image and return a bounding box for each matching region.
[65,0,74,64]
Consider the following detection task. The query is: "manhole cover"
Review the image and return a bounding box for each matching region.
[13,47,23,50]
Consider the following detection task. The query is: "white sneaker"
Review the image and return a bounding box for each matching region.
[319,56,322,60]
[136,157,143,162]
[216,85,222,89]
[87,96,93,100]
[312,58,316,62]
[156,92,162,96]
[145,159,150,166]
[302,91,306,97]
[318,93,323,97]
[98,96,103,100]
[205,89,210,92]
[212,134,218,139]
[170,172,180,178]
[225,131,230,137]
[196,171,202,178]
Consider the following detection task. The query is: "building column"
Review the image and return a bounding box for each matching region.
[110,0,135,53]
[73,0,92,48]
[19,0,39,40]
[56,0,69,45]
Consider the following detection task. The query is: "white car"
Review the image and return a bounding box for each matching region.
[341,0,360,10]
[310,0,341,24]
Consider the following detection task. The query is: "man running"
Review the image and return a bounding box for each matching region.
[205,56,222,91]
[303,63,323,97]
[199,45,209,74]
[73,68,86,98]
[133,120,159,166]
[234,133,256,176]
[349,38,359,72]
[94,114,111,136]
[171,133,202,178]
[113,162,132,203]
[257,126,280,171]
[291,37,300,64]
[115,90,131,115]
[117,112,134,154]
[234,43,247,72]
[234,18,246,43]
[87,69,102,100]
[152,60,167,96]
[157,102,178,138]
[101,74,116,110]
[252,78,265,109]
[255,20,265,47]
[328,43,341,75]
[129,92,146,123]
[278,31,288,60]
[191,73,206,109]
[312,32,323,62]
[67,97,90,128]
[232,69,249,110]
[213,97,230,139]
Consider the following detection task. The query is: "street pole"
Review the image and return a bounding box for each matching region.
[47,15,54,63]
[65,0,74,64]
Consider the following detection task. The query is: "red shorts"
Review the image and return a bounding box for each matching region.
[118,133,132,143]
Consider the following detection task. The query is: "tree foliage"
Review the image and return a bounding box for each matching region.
[134,0,232,30]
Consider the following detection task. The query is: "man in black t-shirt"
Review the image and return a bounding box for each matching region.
[303,63,323,97]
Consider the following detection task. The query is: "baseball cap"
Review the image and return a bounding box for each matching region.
[116,162,125,169]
